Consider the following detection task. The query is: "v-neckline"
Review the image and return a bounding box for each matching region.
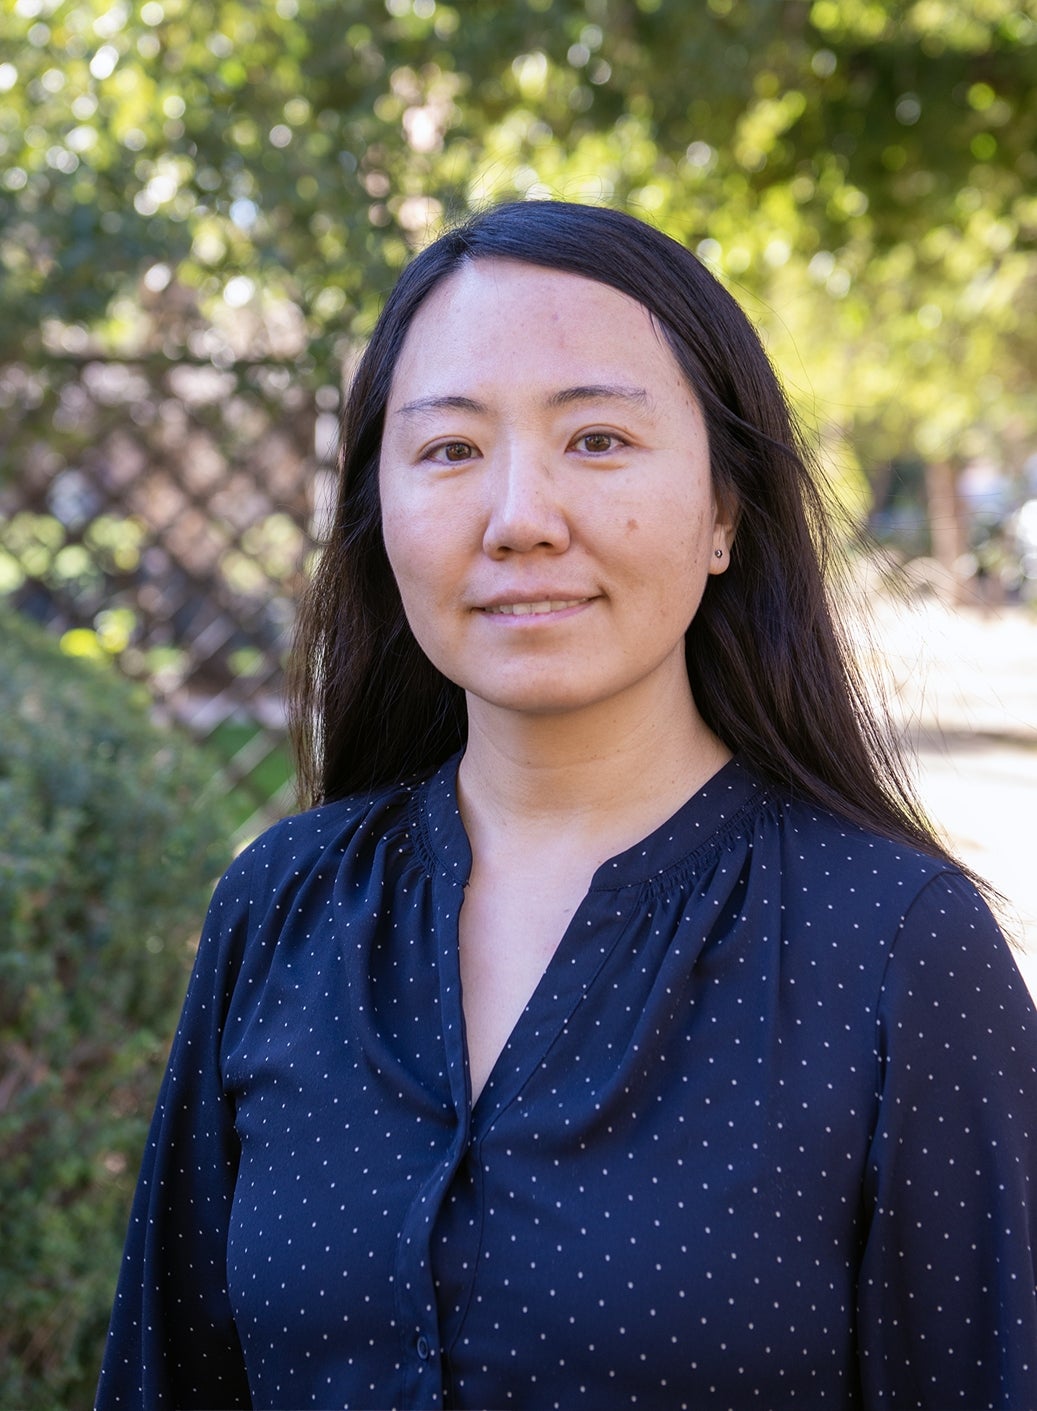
[464,882,640,1129]
[419,751,764,1131]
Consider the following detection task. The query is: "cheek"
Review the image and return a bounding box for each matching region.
[379,513,429,629]
[379,501,407,572]
[379,492,470,632]
[627,505,715,620]
[379,479,428,577]
[633,497,713,566]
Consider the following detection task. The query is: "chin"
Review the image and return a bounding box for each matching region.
[461,675,624,719]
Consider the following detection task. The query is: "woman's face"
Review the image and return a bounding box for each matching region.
[378,258,735,723]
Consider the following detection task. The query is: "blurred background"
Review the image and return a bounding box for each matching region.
[1,0,1036,1403]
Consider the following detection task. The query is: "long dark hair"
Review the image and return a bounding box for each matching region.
[288,200,947,863]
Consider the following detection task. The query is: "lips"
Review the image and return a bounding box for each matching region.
[481,598,591,616]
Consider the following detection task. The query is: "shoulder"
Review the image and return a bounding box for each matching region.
[187,772,438,1007]
[878,866,1034,1025]
[750,783,1020,982]
[754,783,957,923]
[775,791,946,884]
[746,787,1035,1050]
[203,771,436,943]
[235,774,427,888]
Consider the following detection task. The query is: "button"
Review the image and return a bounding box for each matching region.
[416,1334,431,1361]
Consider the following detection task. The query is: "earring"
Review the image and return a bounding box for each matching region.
[713,547,724,559]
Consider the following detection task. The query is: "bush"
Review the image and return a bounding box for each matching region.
[0,609,236,1410]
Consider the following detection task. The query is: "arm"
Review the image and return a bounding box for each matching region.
[95,850,255,1411]
[858,870,1037,1409]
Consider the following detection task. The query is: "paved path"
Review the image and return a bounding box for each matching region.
[851,586,1037,998]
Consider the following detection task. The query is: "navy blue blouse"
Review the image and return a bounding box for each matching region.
[96,755,1037,1410]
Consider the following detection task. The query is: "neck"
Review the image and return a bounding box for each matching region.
[457,672,731,865]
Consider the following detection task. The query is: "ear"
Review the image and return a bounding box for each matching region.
[708,490,739,575]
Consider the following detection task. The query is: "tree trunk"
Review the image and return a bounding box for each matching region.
[924,459,970,605]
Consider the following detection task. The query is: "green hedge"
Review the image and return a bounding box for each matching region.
[0,610,235,1410]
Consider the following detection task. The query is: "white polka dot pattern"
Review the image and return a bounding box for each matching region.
[95,755,1037,1410]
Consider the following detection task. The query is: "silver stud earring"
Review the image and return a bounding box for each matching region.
[714,547,724,559]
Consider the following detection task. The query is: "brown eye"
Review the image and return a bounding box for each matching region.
[579,432,618,454]
[438,441,474,462]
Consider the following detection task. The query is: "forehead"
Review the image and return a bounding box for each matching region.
[387,257,688,403]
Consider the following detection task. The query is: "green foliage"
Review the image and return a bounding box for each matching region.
[207,717,295,835]
[2,0,1035,481]
[0,608,234,1410]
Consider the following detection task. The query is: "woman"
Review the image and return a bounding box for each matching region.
[97,202,1037,1410]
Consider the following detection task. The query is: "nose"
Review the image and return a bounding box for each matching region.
[481,449,571,559]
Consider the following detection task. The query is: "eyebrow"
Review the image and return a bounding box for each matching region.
[394,384,653,417]
[549,384,652,410]
[394,394,486,417]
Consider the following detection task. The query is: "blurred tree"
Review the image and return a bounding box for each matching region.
[2,0,1035,534]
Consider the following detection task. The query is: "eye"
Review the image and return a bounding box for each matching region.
[573,430,626,455]
[426,439,477,463]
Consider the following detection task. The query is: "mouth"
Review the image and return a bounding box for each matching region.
[480,598,591,616]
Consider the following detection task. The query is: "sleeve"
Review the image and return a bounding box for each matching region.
[94,848,256,1411]
[858,870,1037,1409]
